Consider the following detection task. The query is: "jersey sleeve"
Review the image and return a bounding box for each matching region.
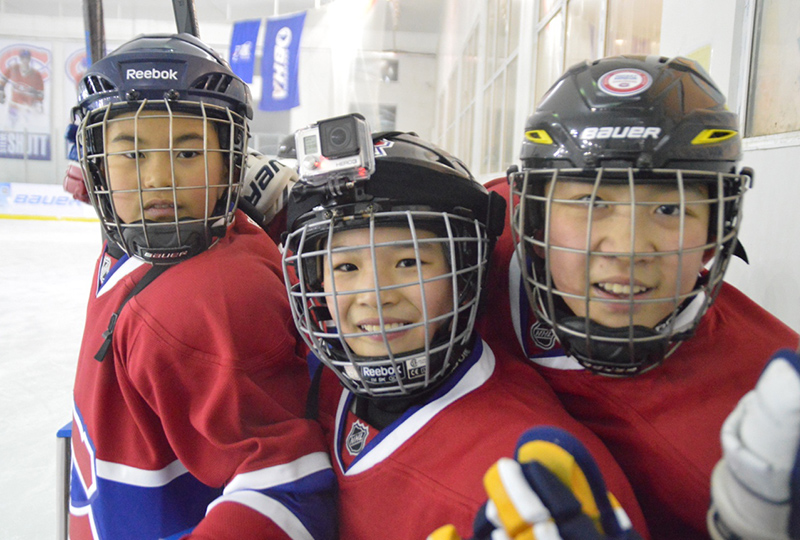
[115,228,337,540]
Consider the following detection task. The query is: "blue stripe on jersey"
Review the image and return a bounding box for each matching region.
[71,464,338,540]
[70,463,221,539]
[259,468,338,540]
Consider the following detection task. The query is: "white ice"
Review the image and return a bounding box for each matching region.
[0,218,102,539]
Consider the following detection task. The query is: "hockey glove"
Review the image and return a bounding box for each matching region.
[240,148,298,224]
[62,122,90,204]
[428,426,642,540]
[708,347,800,540]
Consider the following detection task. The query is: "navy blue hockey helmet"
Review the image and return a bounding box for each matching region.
[510,55,751,376]
[283,130,505,398]
[75,33,253,264]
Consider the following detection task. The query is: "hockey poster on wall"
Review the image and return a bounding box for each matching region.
[0,40,52,161]
[64,46,88,107]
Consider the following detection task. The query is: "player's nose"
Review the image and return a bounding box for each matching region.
[593,205,657,261]
[139,151,174,189]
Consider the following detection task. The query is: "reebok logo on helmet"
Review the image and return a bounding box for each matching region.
[125,67,179,81]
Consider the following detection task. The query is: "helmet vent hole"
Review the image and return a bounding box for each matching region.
[83,75,116,96]
[193,73,233,93]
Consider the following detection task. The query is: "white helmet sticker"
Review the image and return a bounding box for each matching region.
[599,68,652,97]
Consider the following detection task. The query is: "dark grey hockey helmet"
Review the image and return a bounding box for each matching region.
[283,130,505,398]
[509,55,751,376]
[75,33,252,264]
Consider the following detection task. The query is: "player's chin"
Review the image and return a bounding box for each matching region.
[587,305,673,329]
[349,338,422,358]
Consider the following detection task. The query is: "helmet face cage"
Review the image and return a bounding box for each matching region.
[78,99,247,264]
[73,33,252,264]
[510,166,750,375]
[283,209,489,397]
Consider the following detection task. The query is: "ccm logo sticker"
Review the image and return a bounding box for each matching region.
[580,126,661,140]
[125,68,179,80]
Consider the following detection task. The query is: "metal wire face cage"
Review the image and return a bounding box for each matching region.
[283,209,490,397]
[509,166,751,375]
[78,99,248,264]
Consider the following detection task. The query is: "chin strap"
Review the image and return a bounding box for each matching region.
[557,317,669,376]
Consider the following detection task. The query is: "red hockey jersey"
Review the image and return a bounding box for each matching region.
[70,211,337,540]
[0,63,44,106]
[478,177,800,539]
[313,338,650,539]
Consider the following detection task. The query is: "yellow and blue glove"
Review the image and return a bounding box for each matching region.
[428,426,643,540]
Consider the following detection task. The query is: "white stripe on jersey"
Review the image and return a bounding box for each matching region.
[96,255,145,298]
[95,457,188,488]
[337,341,496,476]
[224,451,332,493]
[207,491,315,540]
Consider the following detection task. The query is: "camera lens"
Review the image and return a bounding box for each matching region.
[320,116,360,158]
[329,126,351,149]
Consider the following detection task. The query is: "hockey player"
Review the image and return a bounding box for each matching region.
[282,126,648,539]
[429,346,800,540]
[476,55,800,538]
[69,34,336,540]
[0,48,45,128]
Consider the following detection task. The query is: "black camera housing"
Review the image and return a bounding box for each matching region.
[319,115,360,158]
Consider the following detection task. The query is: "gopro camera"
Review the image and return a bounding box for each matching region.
[295,113,375,185]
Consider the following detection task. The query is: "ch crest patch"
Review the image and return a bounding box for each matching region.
[346,420,370,456]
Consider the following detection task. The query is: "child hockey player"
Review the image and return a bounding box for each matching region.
[477,55,799,538]
[282,123,647,539]
[69,33,336,540]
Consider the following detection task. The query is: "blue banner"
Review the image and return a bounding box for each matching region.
[259,12,305,111]
[229,19,261,83]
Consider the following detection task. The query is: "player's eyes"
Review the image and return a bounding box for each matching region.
[332,262,358,273]
[655,204,682,216]
[574,195,609,208]
[396,258,421,269]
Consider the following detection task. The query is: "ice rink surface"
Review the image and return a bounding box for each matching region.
[1,218,102,539]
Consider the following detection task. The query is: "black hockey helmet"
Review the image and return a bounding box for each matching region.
[283,131,505,397]
[510,55,751,375]
[75,33,253,264]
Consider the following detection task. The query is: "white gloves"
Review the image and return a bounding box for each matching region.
[709,348,800,540]
[240,148,298,224]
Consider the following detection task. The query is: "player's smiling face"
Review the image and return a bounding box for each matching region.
[104,110,227,224]
[322,227,454,358]
[542,180,712,328]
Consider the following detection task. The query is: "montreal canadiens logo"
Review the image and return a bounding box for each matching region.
[599,68,652,97]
